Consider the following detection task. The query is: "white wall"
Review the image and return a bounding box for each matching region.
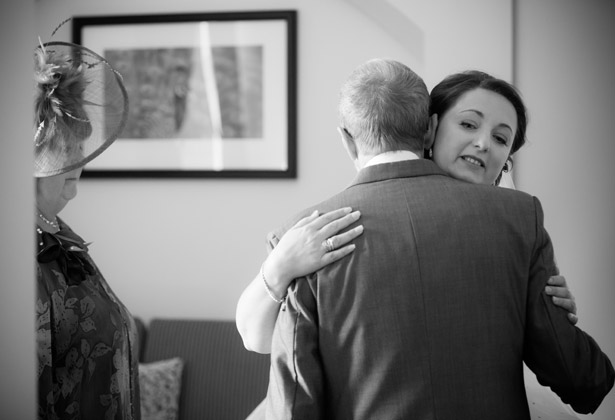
[515,1,615,418]
[34,0,512,323]
[0,0,36,417]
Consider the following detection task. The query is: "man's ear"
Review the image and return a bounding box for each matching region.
[338,127,358,161]
[424,114,438,151]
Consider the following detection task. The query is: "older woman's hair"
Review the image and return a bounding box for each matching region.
[429,70,528,155]
[339,58,430,154]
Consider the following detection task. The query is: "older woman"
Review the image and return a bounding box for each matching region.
[34,40,138,419]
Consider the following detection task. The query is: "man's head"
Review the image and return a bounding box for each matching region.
[338,59,430,167]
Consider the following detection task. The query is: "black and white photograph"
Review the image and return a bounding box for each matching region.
[2,2,614,419]
[73,12,296,177]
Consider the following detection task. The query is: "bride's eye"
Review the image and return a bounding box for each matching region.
[460,121,476,130]
[493,135,508,145]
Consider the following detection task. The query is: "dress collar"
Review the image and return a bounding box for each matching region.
[36,221,94,285]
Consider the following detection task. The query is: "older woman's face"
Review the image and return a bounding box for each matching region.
[432,88,517,185]
[36,167,83,216]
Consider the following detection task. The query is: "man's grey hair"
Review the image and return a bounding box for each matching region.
[338,58,430,154]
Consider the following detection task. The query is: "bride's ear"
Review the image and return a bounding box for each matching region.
[424,114,438,151]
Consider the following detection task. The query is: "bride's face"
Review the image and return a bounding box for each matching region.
[432,88,517,185]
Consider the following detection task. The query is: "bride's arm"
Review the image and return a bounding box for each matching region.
[236,208,363,354]
[499,174,578,325]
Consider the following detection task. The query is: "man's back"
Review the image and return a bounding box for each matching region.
[266,160,614,419]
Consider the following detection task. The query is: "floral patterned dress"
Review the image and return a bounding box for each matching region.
[36,219,140,420]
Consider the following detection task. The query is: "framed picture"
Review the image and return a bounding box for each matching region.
[72,11,297,178]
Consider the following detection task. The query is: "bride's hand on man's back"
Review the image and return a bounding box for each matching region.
[267,208,363,283]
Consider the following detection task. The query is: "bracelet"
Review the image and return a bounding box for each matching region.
[261,263,286,304]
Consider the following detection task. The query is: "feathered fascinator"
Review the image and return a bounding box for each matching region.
[33,27,128,177]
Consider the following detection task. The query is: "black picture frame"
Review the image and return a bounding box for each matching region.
[72,11,297,178]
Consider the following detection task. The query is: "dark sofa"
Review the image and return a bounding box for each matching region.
[136,318,270,420]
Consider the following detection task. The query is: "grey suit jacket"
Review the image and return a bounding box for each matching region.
[265,159,614,420]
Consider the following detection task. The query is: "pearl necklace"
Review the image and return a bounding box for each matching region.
[36,227,44,247]
[38,211,59,229]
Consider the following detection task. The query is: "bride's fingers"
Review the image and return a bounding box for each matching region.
[547,275,567,287]
[321,243,357,265]
[291,210,320,229]
[319,210,361,239]
[324,225,364,250]
[551,296,577,315]
[309,207,354,230]
[545,285,572,299]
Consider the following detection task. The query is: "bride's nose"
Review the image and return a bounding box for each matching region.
[472,131,490,152]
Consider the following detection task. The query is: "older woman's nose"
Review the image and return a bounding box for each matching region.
[62,180,79,201]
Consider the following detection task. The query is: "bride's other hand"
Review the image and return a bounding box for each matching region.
[545,275,578,325]
[265,207,363,285]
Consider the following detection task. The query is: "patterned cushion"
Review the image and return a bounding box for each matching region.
[139,357,184,420]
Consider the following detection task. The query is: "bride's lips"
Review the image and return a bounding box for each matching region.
[460,155,485,168]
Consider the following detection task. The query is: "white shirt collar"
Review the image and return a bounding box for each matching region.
[363,150,421,168]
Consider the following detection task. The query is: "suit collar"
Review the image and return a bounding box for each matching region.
[348,159,449,188]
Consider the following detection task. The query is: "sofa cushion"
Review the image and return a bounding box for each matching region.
[139,357,184,420]
[142,319,270,420]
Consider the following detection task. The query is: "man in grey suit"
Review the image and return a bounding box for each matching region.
[264,59,614,419]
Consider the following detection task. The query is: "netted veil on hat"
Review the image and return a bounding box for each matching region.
[33,40,128,177]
